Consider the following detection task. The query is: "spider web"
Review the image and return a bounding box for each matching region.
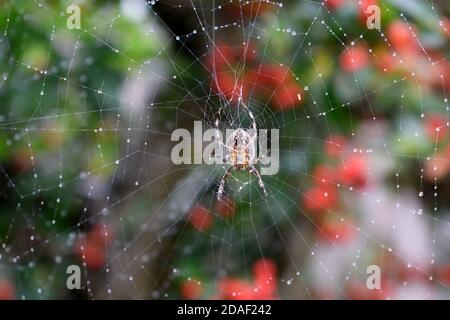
[0,0,449,299]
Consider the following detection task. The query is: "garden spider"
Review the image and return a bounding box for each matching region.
[216,99,268,200]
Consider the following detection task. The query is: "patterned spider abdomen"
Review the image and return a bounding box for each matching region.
[226,129,256,166]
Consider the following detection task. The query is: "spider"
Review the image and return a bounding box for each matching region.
[216,100,268,200]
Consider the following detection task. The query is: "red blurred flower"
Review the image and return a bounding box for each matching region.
[273,81,303,111]
[387,21,419,54]
[419,54,450,90]
[75,224,113,271]
[340,44,369,72]
[207,42,256,71]
[213,72,242,101]
[345,281,388,300]
[77,240,106,271]
[312,164,335,186]
[437,264,450,285]
[424,152,450,181]
[336,154,368,188]
[446,144,450,159]
[325,135,347,157]
[215,196,235,219]
[89,223,114,245]
[180,279,203,300]
[439,18,450,39]
[189,206,214,231]
[217,260,278,300]
[0,279,15,300]
[325,0,346,10]
[218,278,254,300]
[251,280,277,300]
[208,42,256,102]
[207,43,302,110]
[396,265,428,283]
[252,258,277,300]
[302,185,338,214]
[245,64,302,110]
[426,53,450,90]
[252,258,277,281]
[207,42,232,70]
[247,64,291,88]
[357,0,378,24]
[424,114,447,139]
[319,219,355,244]
[374,49,396,73]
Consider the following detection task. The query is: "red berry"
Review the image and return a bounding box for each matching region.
[303,186,338,213]
[246,64,302,110]
[180,279,203,300]
[312,164,335,186]
[218,278,253,300]
[357,0,378,23]
[252,258,277,280]
[374,49,396,73]
[244,64,287,93]
[424,153,450,181]
[319,219,355,244]
[89,224,114,245]
[325,135,347,157]
[340,44,369,72]
[256,64,292,86]
[212,72,242,101]
[208,46,303,111]
[437,264,450,285]
[273,82,302,111]
[207,42,257,102]
[76,240,106,271]
[208,42,258,70]
[251,280,277,300]
[0,279,15,300]
[387,21,418,53]
[189,206,214,231]
[336,154,368,188]
[396,265,428,283]
[424,114,447,139]
[215,196,235,219]
[440,18,450,38]
[446,144,450,159]
[207,42,233,71]
[325,0,346,10]
[252,259,277,299]
[346,281,387,300]
[74,224,114,271]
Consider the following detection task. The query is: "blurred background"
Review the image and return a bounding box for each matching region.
[0,0,449,300]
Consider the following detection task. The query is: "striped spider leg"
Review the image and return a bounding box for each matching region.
[216,100,268,200]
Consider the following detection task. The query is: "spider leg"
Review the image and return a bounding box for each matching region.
[248,164,268,197]
[241,101,257,145]
[239,100,257,132]
[217,166,234,200]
